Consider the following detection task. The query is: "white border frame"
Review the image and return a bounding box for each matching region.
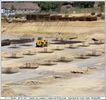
[0,0,105,98]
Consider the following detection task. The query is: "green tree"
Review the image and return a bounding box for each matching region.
[10,5,16,11]
[38,2,62,12]
[73,2,95,8]
[98,2,105,12]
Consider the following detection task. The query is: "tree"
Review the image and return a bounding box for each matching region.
[72,2,95,8]
[98,2,105,12]
[10,5,16,11]
[38,2,62,12]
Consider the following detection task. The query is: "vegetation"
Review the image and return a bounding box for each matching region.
[97,13,102,17]
[101,14,105,19]
[37,2,104,13]
[91,12,95,16]
[10,5,16,11]
[38,2,62,12]
[98,2,105,12]
[72,2,95,8]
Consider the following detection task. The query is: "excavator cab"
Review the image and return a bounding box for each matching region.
[36,37,48,47]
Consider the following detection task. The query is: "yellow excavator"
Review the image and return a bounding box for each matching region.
[36,37,48,47]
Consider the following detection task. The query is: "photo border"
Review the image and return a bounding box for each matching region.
[0,0,105,99]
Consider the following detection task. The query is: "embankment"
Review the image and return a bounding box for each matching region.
[2,21,104,36]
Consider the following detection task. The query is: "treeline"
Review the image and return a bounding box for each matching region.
[2,1,105,13]
[72,2,95,8]
[37,2,62,12]
[37,2,104,12]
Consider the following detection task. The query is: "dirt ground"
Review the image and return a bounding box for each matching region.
[2,21,104,35]
[1,21,105,96]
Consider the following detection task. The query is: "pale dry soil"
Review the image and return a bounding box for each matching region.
[1,21,105,96]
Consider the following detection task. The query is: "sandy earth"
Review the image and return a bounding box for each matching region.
[1,21,105,96]
[2,21,104,36]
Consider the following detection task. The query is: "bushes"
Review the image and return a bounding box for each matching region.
[91,12,95,16]
[96,13,105,20]
[38,2,61,12]
[97,13,102,17]
[91,12,104,19]
[101,14,105,20]
[2,67,19,74]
